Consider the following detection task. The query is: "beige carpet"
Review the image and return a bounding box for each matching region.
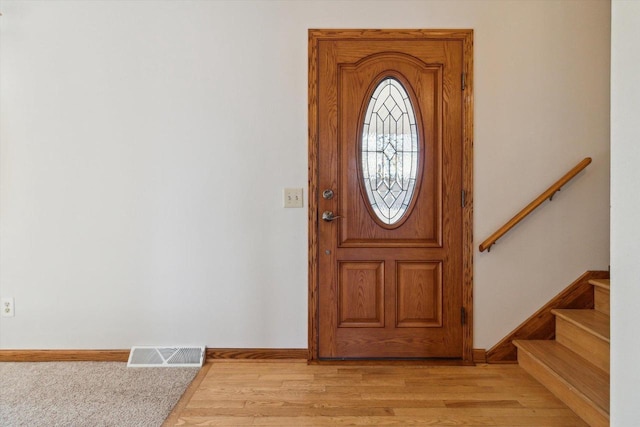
[0,361,199,426]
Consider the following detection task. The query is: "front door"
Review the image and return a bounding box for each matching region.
[309,30,473,360]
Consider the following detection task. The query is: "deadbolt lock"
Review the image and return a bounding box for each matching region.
[322,189,334,200]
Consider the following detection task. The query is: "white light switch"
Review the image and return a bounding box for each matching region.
[284,188,304,208]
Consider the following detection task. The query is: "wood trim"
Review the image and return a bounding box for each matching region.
[461,29,474,365]
[0,348,308,362]
[486,270,609,364]
[308,29,474,363]
[162,361,212,427]
[308,28,478,41]
[479,157,592,252]
[0,350,130,362]
[308,28,319,362]
[472,348,487,364]
[309,358,471,366]
[206,348,308,360]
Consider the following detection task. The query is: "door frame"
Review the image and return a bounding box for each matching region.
[308,29,474,363]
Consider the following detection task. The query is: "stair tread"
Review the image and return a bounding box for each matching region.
[551,309,610,342]
[589,279,610,290]
[514,340,609,414]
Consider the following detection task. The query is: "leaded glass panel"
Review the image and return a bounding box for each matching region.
[361,78,419,225]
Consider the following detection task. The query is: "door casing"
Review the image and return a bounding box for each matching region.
[308,29,474,363]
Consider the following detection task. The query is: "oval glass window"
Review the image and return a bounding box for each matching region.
[361,78,419,225]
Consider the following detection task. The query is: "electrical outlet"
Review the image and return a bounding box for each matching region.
[1,297,14,317]
[284,188,304,208]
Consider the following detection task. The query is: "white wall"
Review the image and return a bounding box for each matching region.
[0,0,610,350]
[611,1,640,424]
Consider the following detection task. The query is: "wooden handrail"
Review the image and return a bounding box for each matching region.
[479,157,592,252]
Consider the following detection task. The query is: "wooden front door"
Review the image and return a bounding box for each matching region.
[309,30,473,360]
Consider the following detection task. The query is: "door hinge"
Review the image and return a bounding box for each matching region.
[461,190,466,208]
[462,73,466,91]
[461,307,466,325]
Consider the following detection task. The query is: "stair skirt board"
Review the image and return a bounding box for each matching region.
[127,346,205,368]
[486,270,609,364]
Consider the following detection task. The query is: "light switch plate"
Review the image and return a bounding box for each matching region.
[284,188,304,208]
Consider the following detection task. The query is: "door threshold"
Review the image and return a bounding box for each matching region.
[309,358,474,366]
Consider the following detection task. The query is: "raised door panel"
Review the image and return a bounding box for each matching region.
[396,262,442,328]
[338,262,384,328]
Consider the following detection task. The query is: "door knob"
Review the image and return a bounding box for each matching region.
[322,211,342,222]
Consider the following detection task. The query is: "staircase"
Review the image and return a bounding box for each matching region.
[514,279,610,427]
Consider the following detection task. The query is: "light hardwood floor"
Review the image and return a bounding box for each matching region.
[164,360,588,426]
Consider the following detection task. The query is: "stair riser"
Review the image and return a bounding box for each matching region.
[595,287,610,315]
[555,319,609,374]
[517,348,609,427]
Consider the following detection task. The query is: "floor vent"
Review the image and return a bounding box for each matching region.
[127,346,205,368]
